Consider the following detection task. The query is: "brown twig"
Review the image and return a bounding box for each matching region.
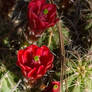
[57,20,67,92]
[86,0,92,11]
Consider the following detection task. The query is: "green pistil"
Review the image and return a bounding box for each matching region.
[53,84,58,89]
[43,9,48,15]
[34,56,39,62]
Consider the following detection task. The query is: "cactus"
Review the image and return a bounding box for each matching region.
[64,56,92,92]
[0,70,21,92]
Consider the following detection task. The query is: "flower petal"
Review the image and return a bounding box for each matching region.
[28,67,37,78]
[17,50,24,63]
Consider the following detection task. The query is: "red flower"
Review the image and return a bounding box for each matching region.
[43,81,60,92]
[27,0,58,35]
[16,45,54,80]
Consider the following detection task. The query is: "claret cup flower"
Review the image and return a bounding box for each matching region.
[27,0,58,35]
[16,45,54,80]
[43,81,60,92]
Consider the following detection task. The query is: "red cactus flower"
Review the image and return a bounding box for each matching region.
[27,0,58,35]
[16,45,54,80]
[43,81,60,92]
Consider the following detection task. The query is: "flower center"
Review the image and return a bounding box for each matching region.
[34,56,39,62]
[43,9,48,15]
[53,84,58,90]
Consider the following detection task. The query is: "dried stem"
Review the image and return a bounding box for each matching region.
[48,30,53,47]
[57,20,66,92]
[11,79,22,92]
[48,1,66,91]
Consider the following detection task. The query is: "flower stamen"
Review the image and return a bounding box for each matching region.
[43,9,48,15]
[34,56,39,62]
[53,84,58,89]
